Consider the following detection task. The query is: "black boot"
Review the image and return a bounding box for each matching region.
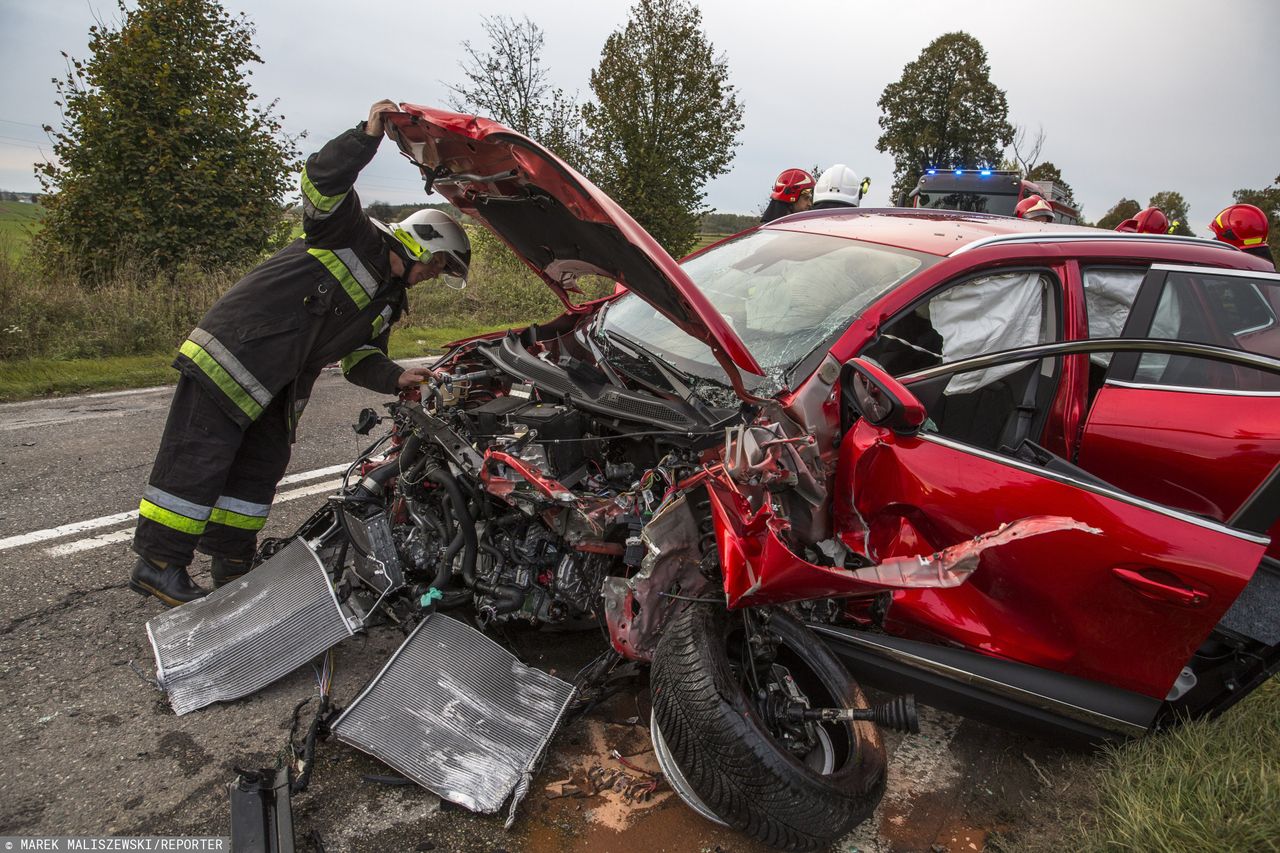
[210,556,252,589]
[129,556,208,607]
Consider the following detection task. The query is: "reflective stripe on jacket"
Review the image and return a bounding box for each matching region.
[173,125,407,427]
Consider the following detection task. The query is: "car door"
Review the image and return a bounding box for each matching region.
[835,356,1271,701]
[1077,264,1280,557]
[858,265,1066,453]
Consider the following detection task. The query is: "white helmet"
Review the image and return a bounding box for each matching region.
[375,208,471,289]
[813,164,863,208]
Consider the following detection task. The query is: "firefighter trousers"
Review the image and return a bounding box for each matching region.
[133,374,292,566]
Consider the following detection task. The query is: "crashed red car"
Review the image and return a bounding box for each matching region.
[365,105,1280,848]
[149,106,1279,853]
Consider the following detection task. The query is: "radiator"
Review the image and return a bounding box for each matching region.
[146,537,355,716]
[331,613,575,823]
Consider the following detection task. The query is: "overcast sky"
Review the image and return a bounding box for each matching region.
[1,0,1276,228]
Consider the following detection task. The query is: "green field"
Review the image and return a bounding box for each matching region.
[0,200,44,257]
[690,232,730,253]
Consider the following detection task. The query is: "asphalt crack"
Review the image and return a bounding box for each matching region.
[0,580,131,635]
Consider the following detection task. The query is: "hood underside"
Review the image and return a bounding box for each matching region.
[385,104,763,382]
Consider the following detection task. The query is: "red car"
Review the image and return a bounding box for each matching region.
[270,108,1278,850]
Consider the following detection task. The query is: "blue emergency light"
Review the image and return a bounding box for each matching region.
[980,169,993,177]
[926,169,937,175]
[954,169,963,176]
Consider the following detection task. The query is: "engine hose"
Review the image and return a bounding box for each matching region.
[436,529,464,588]
[405,454,430,485]
[405,499,461,592]
[357,434,423,497]
[425,465,476,590]
[474,542,525,614]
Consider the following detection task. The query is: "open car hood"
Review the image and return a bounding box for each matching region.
[386,104,763,382]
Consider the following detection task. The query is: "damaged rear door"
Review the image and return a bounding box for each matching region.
[836,356,1272,701]
[1077,264,1280,558]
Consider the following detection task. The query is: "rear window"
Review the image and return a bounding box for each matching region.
[1127,270,1280,391]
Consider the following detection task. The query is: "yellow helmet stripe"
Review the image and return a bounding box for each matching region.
[391,227,430,262]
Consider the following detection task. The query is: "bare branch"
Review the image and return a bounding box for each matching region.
[1010,123,1046,176]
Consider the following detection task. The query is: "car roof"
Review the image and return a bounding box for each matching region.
[761,207,1250,264]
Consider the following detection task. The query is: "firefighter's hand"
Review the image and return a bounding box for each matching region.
[366,99,399,137]
[396,367,433,389]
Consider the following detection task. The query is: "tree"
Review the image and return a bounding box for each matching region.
[1148,191,1194,236]
[876,33,1014,204]
[582,0,744,257]
[1097,198,1140,231]
[1232,173,1280,259]
[36,0,299,279]
[446,15,587,169]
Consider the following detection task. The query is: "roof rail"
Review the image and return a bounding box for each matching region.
[951,232,1238,257]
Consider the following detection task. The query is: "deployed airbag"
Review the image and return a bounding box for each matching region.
[929,271,1047,394]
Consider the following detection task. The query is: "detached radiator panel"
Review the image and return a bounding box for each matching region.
[332,614,575,819]
[147,538,355,716]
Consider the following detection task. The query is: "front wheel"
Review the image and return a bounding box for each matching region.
[650,605,886,852]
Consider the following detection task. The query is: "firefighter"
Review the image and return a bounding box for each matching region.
[1015,194,1054,223]
[761,168,816,223]
[812,164,870,210]
[1210,203,1274,268]
[1115,206,1169,234]
[128,99,471,607]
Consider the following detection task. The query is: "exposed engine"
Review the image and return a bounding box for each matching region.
[331,321,830,656]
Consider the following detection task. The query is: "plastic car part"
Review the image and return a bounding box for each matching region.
[228,766,295,853]
[147,538,356,715]
[331,613,576,825]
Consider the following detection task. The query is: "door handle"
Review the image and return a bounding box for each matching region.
[1112,567,1210,607]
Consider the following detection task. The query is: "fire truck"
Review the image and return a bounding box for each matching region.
[905,169,1080,224]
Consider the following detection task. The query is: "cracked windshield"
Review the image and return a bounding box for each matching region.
[600,230,928,389]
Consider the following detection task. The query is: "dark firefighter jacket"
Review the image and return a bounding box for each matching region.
[173,124,410,432]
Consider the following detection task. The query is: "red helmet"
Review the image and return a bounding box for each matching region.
[771,168,816,203]
[1015,194,1054,222]
[1117,207,1169,234]
[1210,204,1269,249]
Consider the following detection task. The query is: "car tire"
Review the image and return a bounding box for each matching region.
[650,604,886,851]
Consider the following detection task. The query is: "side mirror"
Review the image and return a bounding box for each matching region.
[842,357,927,436]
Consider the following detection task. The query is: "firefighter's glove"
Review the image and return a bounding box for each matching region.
[366,99,400,137]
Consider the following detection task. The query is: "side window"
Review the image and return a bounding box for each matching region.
[865,270,1057,381]
[1083,267,1147,367]
[1121,270,1280,391]
[862,269,1060,449]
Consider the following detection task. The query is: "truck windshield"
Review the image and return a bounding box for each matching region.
[598,230,930,389]
[915,191,1019,216]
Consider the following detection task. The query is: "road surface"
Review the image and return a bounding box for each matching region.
[0,370,1084,851]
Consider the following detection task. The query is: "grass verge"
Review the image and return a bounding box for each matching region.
[0,322,515,402]
[1081,677,1280,851]
[997,676,1280,852]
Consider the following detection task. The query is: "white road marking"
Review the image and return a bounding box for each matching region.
[278,463,348,485]
[270,478,346,503]
[0,511,139,551]
[1,465,350,552]
[0,386,168,410]
[43,478,344,557]
[44,478,343,557]
[0,355,438,414]
[45,529,134,556]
